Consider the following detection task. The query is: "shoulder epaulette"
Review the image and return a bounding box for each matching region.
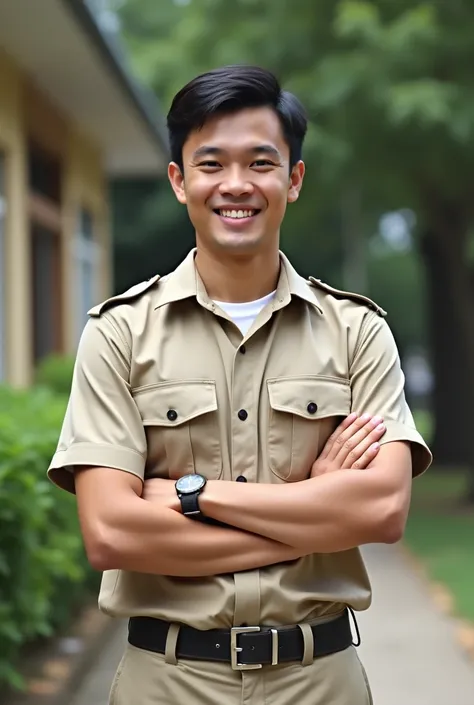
[88,275,161,318]
[308,277,387,317]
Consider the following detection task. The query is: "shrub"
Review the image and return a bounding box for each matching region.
[0,385,97,691]
[35,355,75,396]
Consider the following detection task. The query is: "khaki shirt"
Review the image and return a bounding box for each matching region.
[48,250,432,629]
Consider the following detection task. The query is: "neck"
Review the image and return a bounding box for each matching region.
[194,246,280,303]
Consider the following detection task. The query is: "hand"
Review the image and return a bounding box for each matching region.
[311,413,386,478]
[141,477,181,512]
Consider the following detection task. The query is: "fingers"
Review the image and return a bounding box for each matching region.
[350,441,381,470]
[338,420,386,469]
[335,415,386,469]
[322,413,385,471]
[317,413,358,460]
[325,414,380,462]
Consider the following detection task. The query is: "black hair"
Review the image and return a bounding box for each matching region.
[167,65,307,171]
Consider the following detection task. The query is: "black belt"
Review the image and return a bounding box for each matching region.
[128,610,355,670]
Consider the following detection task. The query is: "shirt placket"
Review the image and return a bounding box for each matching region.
[231,338,262,626]
[205,299,285,628]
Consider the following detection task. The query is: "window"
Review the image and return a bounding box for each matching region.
[0,152,6,380]
[28,140,61,203]
[28,139,63,365]
[75,208,99,342]
[31,224,62,363]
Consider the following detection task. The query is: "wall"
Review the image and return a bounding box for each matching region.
[0,48,110,387]
[0,49,30,387]
[62,122,111,351]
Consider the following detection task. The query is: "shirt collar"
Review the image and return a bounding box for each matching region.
[153,249,202,310]
[274,252,323,314]
[153,248,323,314]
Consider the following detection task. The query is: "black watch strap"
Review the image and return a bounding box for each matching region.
[180,492,202,518]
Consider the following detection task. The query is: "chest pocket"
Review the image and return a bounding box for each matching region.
[267,376,351,482]
[132,380,222,480]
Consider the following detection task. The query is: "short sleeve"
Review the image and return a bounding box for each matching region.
[350,312,432,477]
[48,313,147,494]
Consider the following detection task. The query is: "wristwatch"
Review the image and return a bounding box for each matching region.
[175,474,207,519]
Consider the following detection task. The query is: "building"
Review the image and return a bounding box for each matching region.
[0,0,167,387]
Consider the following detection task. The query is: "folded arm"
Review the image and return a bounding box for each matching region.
[74,467,309,577]
[204,309,427,553]
[200,442,413,553]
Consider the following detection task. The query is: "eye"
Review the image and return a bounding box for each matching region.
[252,159,275,168]
[197,161,221,169]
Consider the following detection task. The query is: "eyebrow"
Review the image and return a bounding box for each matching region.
[192,144,283,160]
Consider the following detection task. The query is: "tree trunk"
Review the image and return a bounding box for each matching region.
[422,201,474,502]
[420,231,470,465]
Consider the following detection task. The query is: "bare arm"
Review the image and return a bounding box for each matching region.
[200,442,412,553]
[74,467,308,577]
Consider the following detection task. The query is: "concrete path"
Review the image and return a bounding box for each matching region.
[358,544,474,704]
[72,544,474,704]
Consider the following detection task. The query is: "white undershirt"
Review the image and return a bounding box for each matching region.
[213,291,276,336]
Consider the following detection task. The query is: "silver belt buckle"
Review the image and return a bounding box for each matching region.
[230,626,279,670]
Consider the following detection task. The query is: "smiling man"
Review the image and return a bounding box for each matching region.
[48,66,432,705]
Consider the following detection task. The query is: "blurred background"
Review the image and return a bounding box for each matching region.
[0,0,473,701]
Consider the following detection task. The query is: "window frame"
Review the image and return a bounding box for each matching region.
[27,138,63,365]
[74,207,100,343]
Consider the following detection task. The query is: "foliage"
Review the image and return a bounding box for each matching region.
[118,0,474,208]
[0,386,97,691]
[405,469,474,622]
[111,178,195,290]
[35,354,75,396]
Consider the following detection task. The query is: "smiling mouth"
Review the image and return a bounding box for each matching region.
[213,208,261,219]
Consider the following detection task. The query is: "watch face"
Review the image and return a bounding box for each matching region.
[176,474,206,494]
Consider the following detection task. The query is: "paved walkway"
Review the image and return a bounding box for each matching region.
[358,544,474,704]
[72,544,474,704]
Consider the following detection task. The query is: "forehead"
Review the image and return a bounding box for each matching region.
[184,107,289,156]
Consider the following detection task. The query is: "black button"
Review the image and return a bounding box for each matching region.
[237,409,248,421]
[307,402,318,415]
[167,409,178,421]
[236,475,247,483]
[239,345,246,354]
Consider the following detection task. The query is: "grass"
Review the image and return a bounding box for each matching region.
[404,468,474,622]
[412,408,434,446]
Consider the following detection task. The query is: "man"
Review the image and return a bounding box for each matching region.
[48,65,432,704]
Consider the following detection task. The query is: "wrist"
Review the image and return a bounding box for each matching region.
[198,481,215,517]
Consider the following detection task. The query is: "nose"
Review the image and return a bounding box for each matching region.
[218,167,254,198]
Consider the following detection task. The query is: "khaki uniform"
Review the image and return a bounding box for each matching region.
[48,250,432,705]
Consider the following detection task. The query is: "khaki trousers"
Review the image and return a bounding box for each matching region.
[109,642,373,705]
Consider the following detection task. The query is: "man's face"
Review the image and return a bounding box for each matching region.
[168,107,305,257]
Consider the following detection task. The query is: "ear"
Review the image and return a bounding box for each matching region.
[168,162,187,204]
[287,161,305,203]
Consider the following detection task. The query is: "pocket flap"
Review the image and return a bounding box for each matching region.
[133,380,218,426]
[267,376,350,419]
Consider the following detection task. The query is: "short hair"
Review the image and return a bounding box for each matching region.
[167,65,307,171]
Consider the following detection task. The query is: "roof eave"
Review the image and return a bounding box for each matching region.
[62,0,170,163]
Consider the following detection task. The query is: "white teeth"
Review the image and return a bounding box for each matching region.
[219,209,256,219]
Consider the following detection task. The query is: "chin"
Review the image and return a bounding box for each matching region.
[213,231,267,254]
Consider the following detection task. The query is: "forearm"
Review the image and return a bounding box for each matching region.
[201,465,409,553]
[97,495,306,577]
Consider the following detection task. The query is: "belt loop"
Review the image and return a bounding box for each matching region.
[164,623,180,665]
[348,607,361,647]
[297,623,314,667]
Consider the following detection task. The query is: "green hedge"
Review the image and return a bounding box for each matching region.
[0,385,97,691]
[35,354,76,396]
